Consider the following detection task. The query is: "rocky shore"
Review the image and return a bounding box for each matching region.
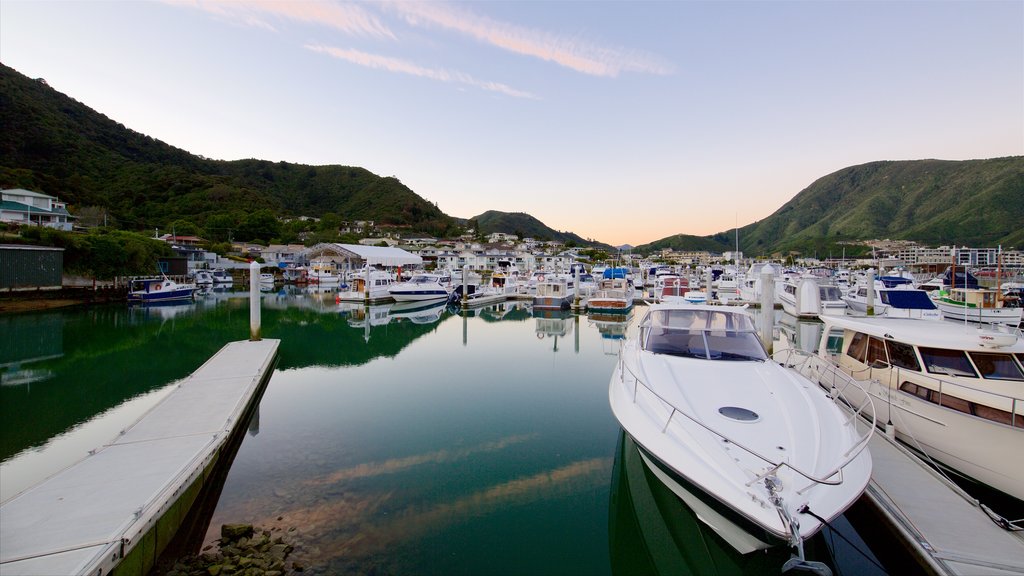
[158,524,304,576]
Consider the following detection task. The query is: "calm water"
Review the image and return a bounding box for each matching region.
[2,288,903,575]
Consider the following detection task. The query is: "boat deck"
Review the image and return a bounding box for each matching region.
[865,431,1024,576]
[0,338,280,576]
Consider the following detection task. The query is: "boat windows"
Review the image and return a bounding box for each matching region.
[820,286,843,301]
[919,347,978,378]
[900,382,1023,428]
[642,309,766,361]
[968,352,1024,381]
[885,340,921,371]
[846,332,868,363]
[865,337,888,368]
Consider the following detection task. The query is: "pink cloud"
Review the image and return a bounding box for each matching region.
[387,1,674,78]
[305,43,540,99]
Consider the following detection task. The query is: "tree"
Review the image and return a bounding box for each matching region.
[236,209,281,244]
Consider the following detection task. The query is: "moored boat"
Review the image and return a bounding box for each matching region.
[387,271,453,302]
[608,303,873,570]
[533,275,574,310]
[795,313,1024,502]
[127,276,198,304]
[587,273,634,314]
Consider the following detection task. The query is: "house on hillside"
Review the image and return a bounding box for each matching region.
[0,189,75,231]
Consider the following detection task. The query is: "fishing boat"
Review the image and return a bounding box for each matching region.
[533,274,575,310]
[587,269,634,314]
[127,276,198,305]
[387,271,453,302]
[308,261,342,285]
[608,303,873,570]
[795,314,1024,502]
[335,268,396,302]
[935,286,1023,326]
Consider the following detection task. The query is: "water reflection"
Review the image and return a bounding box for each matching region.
[608,431,887,576]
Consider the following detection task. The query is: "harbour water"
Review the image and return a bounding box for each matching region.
[2,287,911,575]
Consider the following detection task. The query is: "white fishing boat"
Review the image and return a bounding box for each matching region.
[308,261,342,285]
[387,271,453,302]
[533,275,575,310]
[335,269,396,302]
[793,313,1024,502]
[608,303,873,569]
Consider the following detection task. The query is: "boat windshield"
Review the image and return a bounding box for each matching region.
[642,309,767,361]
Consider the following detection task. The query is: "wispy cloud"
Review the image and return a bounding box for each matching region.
[305,43,540,99]
[386,1,674,78]
[165,0,396,39]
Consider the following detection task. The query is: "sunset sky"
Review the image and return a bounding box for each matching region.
[2,1,1021,246]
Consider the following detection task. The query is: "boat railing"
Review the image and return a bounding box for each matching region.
[617,353,875,490]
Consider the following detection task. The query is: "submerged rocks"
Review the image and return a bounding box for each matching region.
[159,524,302,576]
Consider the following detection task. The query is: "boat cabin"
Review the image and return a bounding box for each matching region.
[641,308,767,361]
[825,320,1024,428]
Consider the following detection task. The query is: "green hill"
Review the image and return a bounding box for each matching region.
[469,210,610,248]
[637,157,1024,256]
[0,63,455,240]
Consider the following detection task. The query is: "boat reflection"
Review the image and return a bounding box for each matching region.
[533,308,576,353]
[588,311,633,355]
[609,431,886,576]
[388,299,448,325]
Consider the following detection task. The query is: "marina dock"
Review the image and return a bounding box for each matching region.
[0,338,280,576]
[864,431,1024,576]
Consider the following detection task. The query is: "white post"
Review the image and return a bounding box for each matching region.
[364,262,370,303]
[463,264,469,306]
[865,269,876,316]
[759,263,775,355]
[249,261,261,341]
[705,267,714,304]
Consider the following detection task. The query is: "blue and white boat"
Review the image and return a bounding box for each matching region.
[127,276,197,305]
[388,271,454,302]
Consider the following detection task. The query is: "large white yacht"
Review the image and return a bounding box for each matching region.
[608,303,873,570]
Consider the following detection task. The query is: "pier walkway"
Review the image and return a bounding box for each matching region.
[865,431,1024,576]
[0,338,280,576]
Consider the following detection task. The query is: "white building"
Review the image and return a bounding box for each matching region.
[0,189,75,231]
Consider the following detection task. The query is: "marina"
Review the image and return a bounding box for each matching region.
[1,282,1022,575]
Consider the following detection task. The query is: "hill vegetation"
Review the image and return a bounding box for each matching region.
[636,157,1024,256]
[468,210,611,249]
[0,63,455,243]
[2,62,1020,256]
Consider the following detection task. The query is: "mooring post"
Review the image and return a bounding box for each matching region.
[759,263,775,355]
[249,261,261,341]
[866,269,876,316]
[705,267,714,304]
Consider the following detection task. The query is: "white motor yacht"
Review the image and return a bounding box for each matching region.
[608,303,873,568]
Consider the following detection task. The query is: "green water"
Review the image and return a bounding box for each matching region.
[2,289,896,575]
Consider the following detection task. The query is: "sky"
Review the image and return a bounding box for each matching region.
[1,1,1021,246]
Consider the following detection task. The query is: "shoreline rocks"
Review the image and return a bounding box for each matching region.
[158,524,304,576]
